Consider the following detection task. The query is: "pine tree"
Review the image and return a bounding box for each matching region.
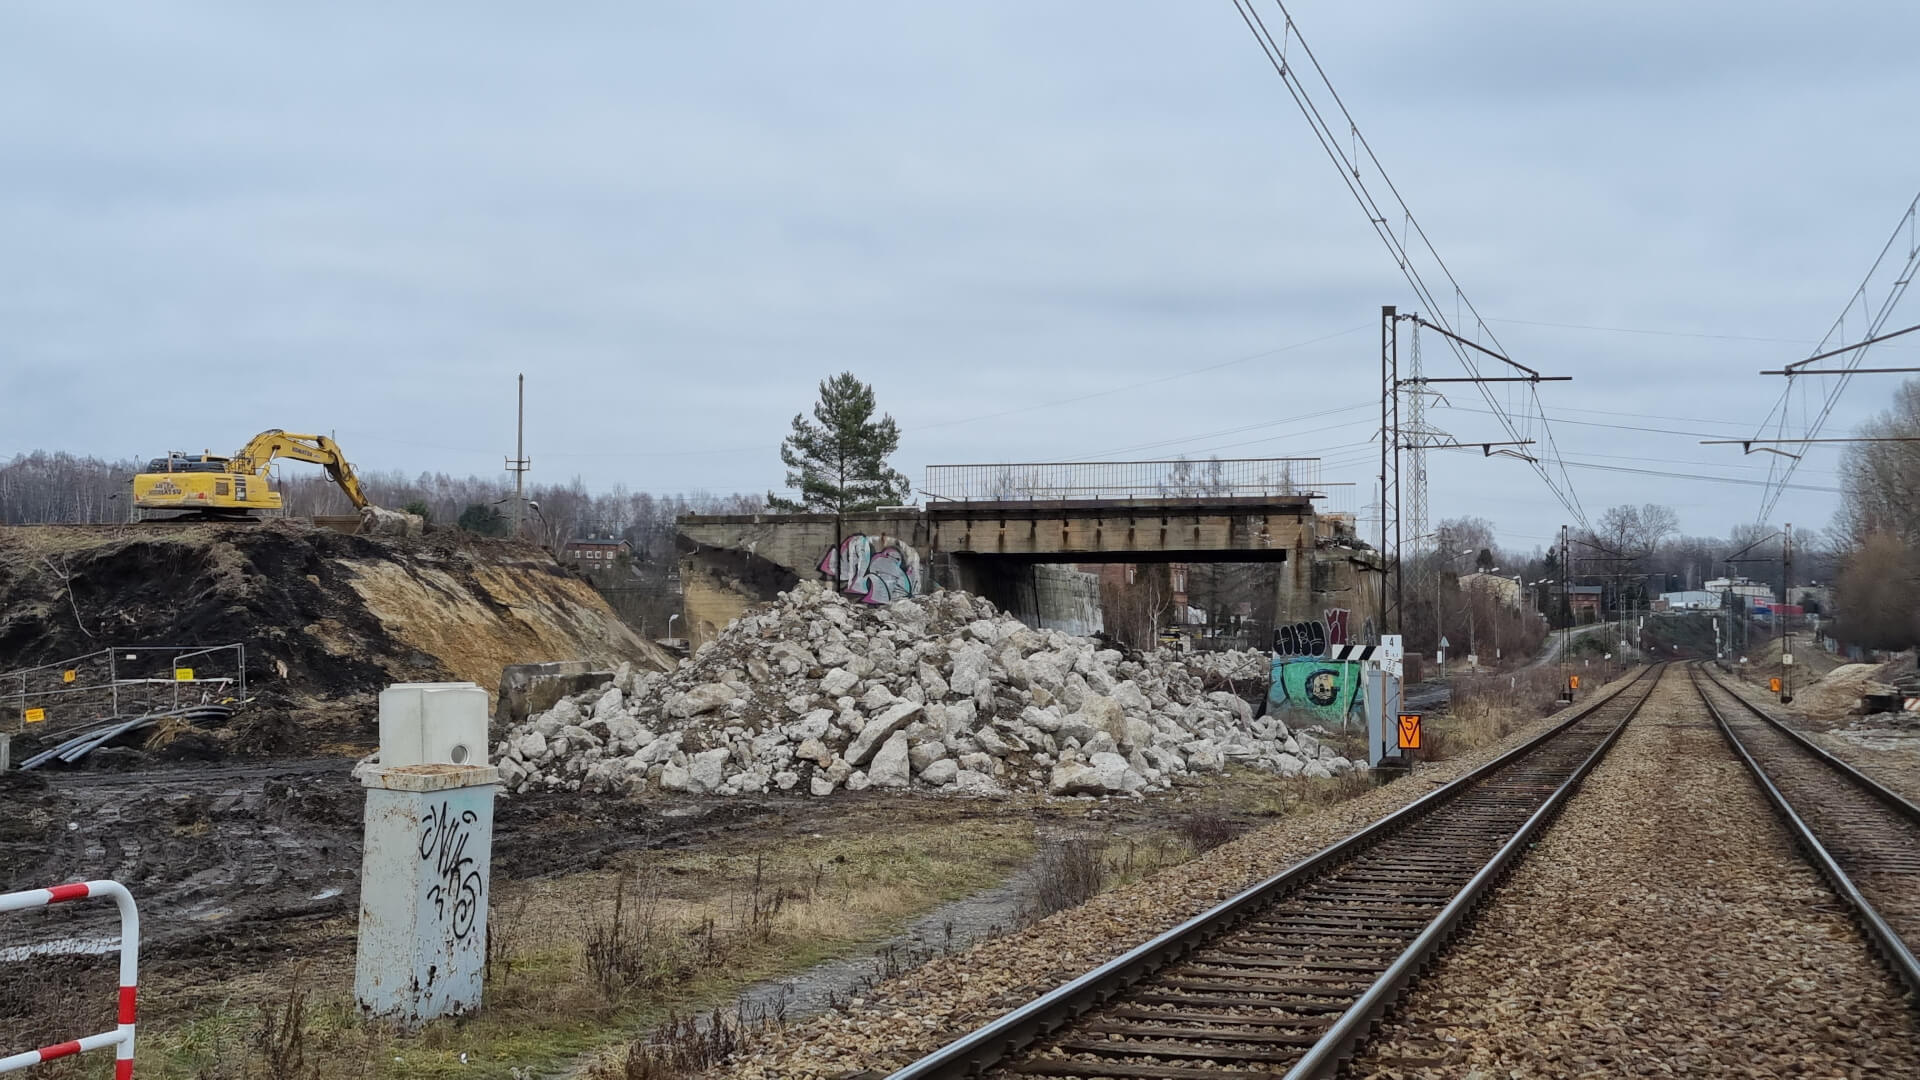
[768,373,912,513]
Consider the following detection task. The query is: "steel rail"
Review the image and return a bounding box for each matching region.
[883,663,1662,1080]
[1689,664,1920,1001]
[1279,664,1657,1079]
[1699,665,1920,826]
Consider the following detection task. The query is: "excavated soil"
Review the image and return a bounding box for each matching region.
[0,522,668,755]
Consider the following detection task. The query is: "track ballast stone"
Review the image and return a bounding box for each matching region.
[703,673,1641,1080]
[493,582,1351,798]
[1347,670,1920,1078]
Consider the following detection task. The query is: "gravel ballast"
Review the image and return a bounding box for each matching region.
[1348,668,1920,1078]
[706,671,1648,1080]
[1714,670,1920,806]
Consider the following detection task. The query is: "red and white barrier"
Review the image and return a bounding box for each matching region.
[0,881,139,1078]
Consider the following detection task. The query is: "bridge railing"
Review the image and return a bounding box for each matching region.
[923,459,1323,502]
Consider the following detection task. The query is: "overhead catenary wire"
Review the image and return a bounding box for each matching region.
[1228,0,1588,529]
[1487,315,1920,350]
[1076,400,1375,459]
[1749,189,1920,522]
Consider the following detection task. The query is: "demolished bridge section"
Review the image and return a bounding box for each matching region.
[676,496,1382,650]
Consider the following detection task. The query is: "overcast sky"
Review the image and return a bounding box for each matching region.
[4,2,1916,552]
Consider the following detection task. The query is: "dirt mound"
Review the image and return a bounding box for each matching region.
[1791,662,1897,722]
[0,523,669,752]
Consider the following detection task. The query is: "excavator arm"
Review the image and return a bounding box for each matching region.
[228,431,373,511]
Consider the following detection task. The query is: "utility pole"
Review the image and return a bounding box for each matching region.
[504,374,530,537]
[1466,579,1476,667]
[1782,523,1794,701]
[1435,528,1447,668]
[1379,306,1400,634]
[1374,303,1562,654]
[1561,523,1571,699]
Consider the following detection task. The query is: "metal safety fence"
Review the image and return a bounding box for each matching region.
[923,458,1323,502]
[1,644,246,737]
[0,881,139,1078]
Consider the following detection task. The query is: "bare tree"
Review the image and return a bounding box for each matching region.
[1834,532,1919,652]
[1099,566,1169,649]
[1840,378,1920,548]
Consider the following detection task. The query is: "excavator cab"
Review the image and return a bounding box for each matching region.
[144,452,232,474]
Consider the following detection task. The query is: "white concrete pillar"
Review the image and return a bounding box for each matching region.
[1364,666,1405,769]
[354,683,499,1028]
[0,733,10,772]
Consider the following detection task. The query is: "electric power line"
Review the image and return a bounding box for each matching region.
[1230,0,1588,530]
[1751,189,1920,521]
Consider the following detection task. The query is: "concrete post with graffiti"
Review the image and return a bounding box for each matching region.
[354,683,499,1028]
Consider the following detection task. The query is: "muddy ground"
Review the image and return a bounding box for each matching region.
[0,755,1289,984]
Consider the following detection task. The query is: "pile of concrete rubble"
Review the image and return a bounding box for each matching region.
[1184,648,1272,684]
[493,582,1358,799]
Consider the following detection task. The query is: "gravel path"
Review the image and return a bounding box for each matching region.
[1348,668,1920,1078]
[708,672,1648,1080]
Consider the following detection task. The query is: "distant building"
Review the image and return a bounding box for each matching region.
[1659,590,1721,611]
[1559,584,1603,619]
[564,536,631,567]
[1704,576,1774,603]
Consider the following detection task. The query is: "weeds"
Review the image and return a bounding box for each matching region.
[1178,813,1243,853]
[586,875,686,998]
[1021,834,1110,923]
[1424,667,1563,760]
[250,966,315,1080]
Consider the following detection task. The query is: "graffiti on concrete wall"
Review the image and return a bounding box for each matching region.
[820,534,924,604]
[1267,657,1366,727]
[1324,607,1350,649]
[1274,618,1327,658]
[1273,608,1380,657]
[1269,608,1369,726]
[419,801,484,944]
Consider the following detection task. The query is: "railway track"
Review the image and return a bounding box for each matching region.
[1690,663,1920,999]
[885,663,1667,1080]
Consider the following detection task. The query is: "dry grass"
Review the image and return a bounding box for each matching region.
[1425,666,1586,761]
[106,817,1032,1080]
[1177,813,1244,854]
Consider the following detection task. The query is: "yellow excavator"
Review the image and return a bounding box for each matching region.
[132,430,421,534]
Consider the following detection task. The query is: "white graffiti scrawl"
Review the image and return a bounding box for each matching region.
[821,534,923,604]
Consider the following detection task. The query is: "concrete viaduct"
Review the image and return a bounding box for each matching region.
[676,493,1383,651]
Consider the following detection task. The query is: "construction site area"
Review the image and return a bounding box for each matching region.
[8,3,1920,1079]
[5,486,1910,1080]
[0,505,1499,1079]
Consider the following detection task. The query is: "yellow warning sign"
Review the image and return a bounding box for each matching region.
[24,707,45,724]
[174,668,194,682]
[1568,675,1581,691]
[1397,713,1422,750]
[62,669,77,684]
